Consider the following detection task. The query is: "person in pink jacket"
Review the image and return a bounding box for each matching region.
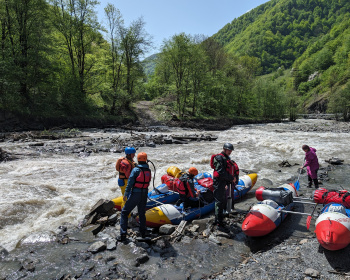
[301,145,319,188]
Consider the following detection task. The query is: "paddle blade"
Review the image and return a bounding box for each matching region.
[306,215,312,230]
[294,180,300,191]
[226,197,232,213]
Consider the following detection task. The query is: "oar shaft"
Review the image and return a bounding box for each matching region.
[293,201,317,205]
[278,210,312,216]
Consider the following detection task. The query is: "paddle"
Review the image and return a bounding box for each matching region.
[294,162,304,191]
[226,183,232,213]
[306,203,319,230]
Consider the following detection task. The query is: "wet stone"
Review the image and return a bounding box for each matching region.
[106,239,117,250]
[304,268,320,278]
[18,231,58,247]
[88,241,106,254]
[159,224,176,235]
[21,259,36,272]
[209,234,222,245]
[107,213,119,225]
[134,253,149,266]
[0,246,9,257]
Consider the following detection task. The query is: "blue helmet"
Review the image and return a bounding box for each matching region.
[125,147,136,155]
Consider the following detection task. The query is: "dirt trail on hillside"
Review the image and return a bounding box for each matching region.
[133,101,163,126]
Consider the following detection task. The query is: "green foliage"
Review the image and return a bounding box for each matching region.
[214,0,350,75]
[0,1,152,121]
[328,83,350,120]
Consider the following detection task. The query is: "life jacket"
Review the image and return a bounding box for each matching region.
[313,188,350,208]
[175,174,195,198]
[197,177,214,192]
[134,166,152,189]
[116,157,134,179]
[161,174,177,191]
[210,153,239,179]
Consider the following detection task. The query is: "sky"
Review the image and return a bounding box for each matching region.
[96,0,270,57]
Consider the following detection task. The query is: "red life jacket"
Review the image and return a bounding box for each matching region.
[134,166,152,189]
[210,153,239,179]
[161,174,176,191]
[116,157,135,179]
[197,177,214,192]
[313,188,350,208]
[175,176,195,198]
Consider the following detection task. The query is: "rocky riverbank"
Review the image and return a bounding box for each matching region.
[1,162,349,280]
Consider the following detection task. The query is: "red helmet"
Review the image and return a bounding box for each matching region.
[137,152,148,162]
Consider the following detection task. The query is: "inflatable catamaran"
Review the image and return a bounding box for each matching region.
[242,183,298,236]
[312,188,350,250]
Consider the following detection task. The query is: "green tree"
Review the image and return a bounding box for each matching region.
[104,3,125,114]
[118,17,151,102]
[1,0,51,112]
[160,33,193,117]
[51,0,100,103]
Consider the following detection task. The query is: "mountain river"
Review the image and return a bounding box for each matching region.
[0,118,350,279]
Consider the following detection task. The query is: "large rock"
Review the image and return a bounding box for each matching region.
[88,241,106,254]
[17,231,57,248]
[192,218,212,232]
[159,224,176,235]
[325,157,344,165]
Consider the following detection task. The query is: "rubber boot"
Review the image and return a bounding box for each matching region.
[307,176,312,188]
[313,178,319,189]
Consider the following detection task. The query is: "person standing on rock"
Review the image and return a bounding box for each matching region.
[301,145,319,188]
[210,143,239,228]
[116,147,136,195]
[119,152,152,241]
[175,167,203,209]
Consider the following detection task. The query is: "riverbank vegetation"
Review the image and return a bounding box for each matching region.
[1,0,350,128]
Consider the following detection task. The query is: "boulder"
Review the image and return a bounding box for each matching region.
[17,231,57,247]
[325,157,344,165]
[159,224,176,235]
[88,241,106,254]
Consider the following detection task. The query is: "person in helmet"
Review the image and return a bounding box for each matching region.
[175,167,203,209]
[119,152,152,241]
[116,147,136,195]
[210,143,239,228]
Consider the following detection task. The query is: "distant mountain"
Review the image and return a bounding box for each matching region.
[142,53,158,78]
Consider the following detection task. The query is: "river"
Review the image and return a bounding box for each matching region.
[0,118,349,254]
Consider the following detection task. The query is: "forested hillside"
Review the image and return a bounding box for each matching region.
[0,0,150,125]
[211,0,350,118]
[1,0,350,128]
[214,0,350,74]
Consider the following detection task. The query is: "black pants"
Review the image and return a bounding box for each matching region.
[308,169,319,188]
[213,178,227,223]
[176,195,204,209]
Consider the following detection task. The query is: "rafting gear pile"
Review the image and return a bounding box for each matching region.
[313,188,350,208]
[113,166,216,211]
[143,173,258,227]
